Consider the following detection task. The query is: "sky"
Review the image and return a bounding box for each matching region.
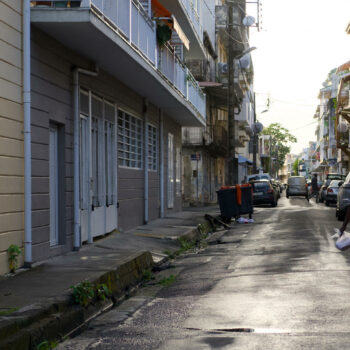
[246,0,350,154]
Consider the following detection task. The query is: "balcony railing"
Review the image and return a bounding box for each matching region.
[182,127,211,146]
[31,0,206,120]
[179,0,203,41]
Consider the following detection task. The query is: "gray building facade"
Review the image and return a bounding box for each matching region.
[28,0,204,264]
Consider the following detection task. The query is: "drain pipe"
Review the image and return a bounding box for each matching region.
[159,109,164,218]
[73,65,99,250]
[144,99,149,224]
[23,0,32,267]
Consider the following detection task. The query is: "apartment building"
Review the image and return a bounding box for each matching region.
[181,0,255,205]
[312,65,349,178]
[0,0,207,271]
[0,0,24,274]
[336,60,350,174]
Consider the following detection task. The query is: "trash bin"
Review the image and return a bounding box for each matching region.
[217,187,239,222]
[237,184,253,218]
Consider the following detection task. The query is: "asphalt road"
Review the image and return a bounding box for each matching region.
[58,194,350,350]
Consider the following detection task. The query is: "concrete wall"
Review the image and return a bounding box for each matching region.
[182,149,218,206]
[30,27,183,258]
[0,0,24,274]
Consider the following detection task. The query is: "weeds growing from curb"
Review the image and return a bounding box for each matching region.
[178,237,196,253]
[163,250,175,259]
[36,340,58,350]
[0,307,19,316]
[142,269,155,281]
[158,274,176,286]
[70,280,95,307]
[96,283,112,301]
[7,244,21,273]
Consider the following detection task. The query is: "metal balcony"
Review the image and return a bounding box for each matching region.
[159,0,205,59]
[31,0,206,126]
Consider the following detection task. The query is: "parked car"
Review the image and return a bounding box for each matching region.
[286,176,308,199]
[337,173,350,221]
[325,180,342,206]
[275,179,284,193]
[271,179,281,198]
[319,180,330,203]
[320,178,343,202]
[251,180,278,207]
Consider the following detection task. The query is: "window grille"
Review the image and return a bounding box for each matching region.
[118,110,143,169]
[148,124,157,171]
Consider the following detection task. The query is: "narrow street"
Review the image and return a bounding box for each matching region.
[58,195,350,350]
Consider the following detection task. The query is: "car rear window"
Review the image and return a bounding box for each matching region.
[288,177,305,185]
[327,174,346,181]
[253,182,269,190]
[329,180,341,187]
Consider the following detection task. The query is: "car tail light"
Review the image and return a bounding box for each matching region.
[267,189,273,193]
[327,188,333,193]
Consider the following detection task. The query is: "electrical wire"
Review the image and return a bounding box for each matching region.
[289,120,318,131]
[224,29,250,45]
[270,98,318,107]
[203,0,215,18]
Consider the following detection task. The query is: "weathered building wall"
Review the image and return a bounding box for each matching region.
[0,0,24,274]
[182,149,217,206]
[30,27,183,259]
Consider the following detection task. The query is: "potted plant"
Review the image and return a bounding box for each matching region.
[54,0,68,7]
[156,22,172,47]
[70,0,81,7]
[34,1,52,6]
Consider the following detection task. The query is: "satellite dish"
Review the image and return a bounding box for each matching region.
[242,16,256,27]
[239,55,251,69]
[337,121,348,133]
[253,122,263,133]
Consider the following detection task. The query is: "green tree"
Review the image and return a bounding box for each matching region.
[293,159,299,176]
[262,123,297,175]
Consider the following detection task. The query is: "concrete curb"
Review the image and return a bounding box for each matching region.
[0,251,153,350]
[0,214,217,350]
[205,230,229,245]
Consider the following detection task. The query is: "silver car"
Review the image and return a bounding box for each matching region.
[336,173,350,221]
[286,176,308,199]
[325,180,342,206]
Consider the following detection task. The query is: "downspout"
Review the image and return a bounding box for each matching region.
[23,0,32,267]
[73,65,99,250]
[159,109,164,217]
[144,99,149,224]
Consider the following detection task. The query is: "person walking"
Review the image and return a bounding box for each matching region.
[308,174,319,202]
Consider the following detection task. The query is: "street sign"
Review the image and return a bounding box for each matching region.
[191,153,201,161]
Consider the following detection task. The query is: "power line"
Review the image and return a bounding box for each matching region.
[289,120,318,131]
[203,0,215,18]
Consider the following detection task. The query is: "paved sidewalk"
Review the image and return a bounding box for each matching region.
[0,206,221,349]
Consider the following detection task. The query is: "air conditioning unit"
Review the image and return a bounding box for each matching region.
[218,63,228,74]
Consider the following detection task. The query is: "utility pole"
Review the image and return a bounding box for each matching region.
[227,0,238,185]
[253,93,257,173]
[269,135,272,176]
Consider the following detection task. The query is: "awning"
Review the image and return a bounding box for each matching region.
[199,82,223,88]
[152,0,171,18]
[172,15,189,50]
[152,0,189,50]
[238,155,253,165]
